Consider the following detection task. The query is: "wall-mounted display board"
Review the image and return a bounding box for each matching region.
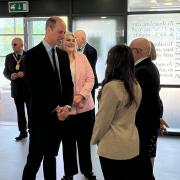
[128,14,180,85]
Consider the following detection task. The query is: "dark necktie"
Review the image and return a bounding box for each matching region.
[17,54,21,60]
[51,48,60,83]
[77,48,81,52]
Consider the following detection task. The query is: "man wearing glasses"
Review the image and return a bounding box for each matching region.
[3,37,31,141]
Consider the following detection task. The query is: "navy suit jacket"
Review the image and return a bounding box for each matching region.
[135,57,162,155]
[24,42,73,128]
[83,43,98,89]
[135,57,161,132]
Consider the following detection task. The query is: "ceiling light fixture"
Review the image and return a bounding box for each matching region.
[100,16,107,19]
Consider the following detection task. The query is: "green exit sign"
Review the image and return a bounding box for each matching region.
[8,1,29,13]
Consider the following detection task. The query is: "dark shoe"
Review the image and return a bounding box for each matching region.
[61,175,73,180]
[84,172,97,180]
[15,133,27,141]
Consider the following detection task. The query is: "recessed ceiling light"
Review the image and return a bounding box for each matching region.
[164,2,173,5]
[100,16,107,19]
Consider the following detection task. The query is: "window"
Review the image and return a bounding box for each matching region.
[0,18,24,89]
[26,16,68,49]
[128,0,180,12]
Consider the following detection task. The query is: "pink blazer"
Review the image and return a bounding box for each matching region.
[70,52,95,115]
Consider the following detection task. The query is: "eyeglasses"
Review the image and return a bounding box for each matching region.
[12,43,17,46]
[131,48,143,53]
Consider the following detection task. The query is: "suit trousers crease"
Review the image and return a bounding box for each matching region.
[22,122,63,180]
[14,96,31,133]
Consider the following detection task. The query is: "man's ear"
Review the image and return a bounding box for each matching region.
[47,26,52,34]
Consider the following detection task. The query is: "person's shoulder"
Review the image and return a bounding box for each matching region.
[56,47,67,55]
[76,52,86,59]
[76,52,90,64]
[142,57,158,71]
[26,42,42,54]
[56,48,69,65]
[6,53,13,58]
[86,43,96,51]
[56,48,69,61]
[102,80,125,99]
[104,80,124,90]
[136,57,151,69]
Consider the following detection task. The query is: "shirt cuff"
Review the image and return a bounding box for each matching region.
[64,105,71,111]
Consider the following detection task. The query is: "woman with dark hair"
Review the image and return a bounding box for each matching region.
[91,44,142,180]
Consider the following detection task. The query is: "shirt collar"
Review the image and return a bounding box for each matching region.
[42,39,53,53]
[15,50,23,56]
[79,42,87,52]
[135,56,148,66]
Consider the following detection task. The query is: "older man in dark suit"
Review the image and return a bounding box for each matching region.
[130,38,162,180]
[22,17,73,180]
[3,37,30,141]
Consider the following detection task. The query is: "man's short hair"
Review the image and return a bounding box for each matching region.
[45,17,57,30]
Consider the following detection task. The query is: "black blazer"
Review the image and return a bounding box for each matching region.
[135,57,161,134]
[3,51,29,98]
[83,43,98,89]
[24,42,73,127]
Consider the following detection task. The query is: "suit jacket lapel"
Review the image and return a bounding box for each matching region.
[35,43,58,81]
[39,42,55,72]
[83,43,88,55]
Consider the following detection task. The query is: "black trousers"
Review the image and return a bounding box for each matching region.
[14,96,31,133]
[62,110,94,176]
[99,155,153,180]
[22,123,62,180]
[91,88,96,126]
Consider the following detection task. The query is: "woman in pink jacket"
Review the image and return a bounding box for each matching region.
[59,32,97,180]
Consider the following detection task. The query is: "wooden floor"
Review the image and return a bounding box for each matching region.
[0,122,180,180]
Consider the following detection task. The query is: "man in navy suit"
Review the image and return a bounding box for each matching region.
[74,30,98,125]
[130,38,162,180]
[22,17,73,180]
[3,37,30,141]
